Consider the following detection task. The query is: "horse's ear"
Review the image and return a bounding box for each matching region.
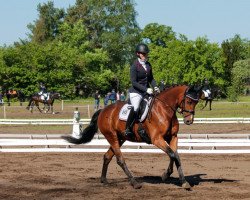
[188,85,194,92]
[196,85,203,92]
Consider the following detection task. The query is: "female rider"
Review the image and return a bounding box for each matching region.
[125,43,159,139]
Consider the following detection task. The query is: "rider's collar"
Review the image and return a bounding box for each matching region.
[138,58,147,65]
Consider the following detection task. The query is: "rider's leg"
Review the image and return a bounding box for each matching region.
[125,93,142,139]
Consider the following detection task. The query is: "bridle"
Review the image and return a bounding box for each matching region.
[153,88,198,118]
[177,89,198,117]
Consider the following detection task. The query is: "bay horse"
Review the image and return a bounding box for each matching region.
[26,92,60,114]
[63,85,202,189]
[5,89,26,106]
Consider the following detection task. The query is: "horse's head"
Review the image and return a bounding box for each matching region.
[178,85,202,125]
[51,92,61,99]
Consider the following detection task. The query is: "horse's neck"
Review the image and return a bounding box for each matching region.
[158,86,186,108]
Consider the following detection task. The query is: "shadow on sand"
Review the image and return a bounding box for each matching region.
[136,174,237,187]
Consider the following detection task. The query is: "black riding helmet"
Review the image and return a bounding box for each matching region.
[135,43,149,54]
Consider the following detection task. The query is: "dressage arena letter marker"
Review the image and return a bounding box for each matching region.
[72,107,81,139]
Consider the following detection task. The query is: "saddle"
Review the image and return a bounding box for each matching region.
[119,97,152,122]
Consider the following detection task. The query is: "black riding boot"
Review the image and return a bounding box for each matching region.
[125,108,136,139]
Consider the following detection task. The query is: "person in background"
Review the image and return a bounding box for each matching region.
[94,90,101,111]
[202,78,212,99]
[120,91,126,101]
[104,92,110,107]
[116,91,120,101]
[125,43,160,139]
[38,82,48,103]
[159,79,165,92]
[109,89,116,104]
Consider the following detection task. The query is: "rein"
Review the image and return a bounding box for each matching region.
[153,88,196,117]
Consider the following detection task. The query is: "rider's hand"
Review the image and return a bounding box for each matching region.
[146,88,153,95]
[154,87,160,93]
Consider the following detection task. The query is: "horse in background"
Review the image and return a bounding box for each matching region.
[26,92,60,114]
[200,87,221,110]
[63,85,202,189]
[4,89,26,106]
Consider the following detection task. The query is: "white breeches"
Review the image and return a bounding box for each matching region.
[129,93,143,112]
[203,89,211,97]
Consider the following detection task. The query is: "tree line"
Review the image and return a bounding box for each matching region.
[0,0,249,101]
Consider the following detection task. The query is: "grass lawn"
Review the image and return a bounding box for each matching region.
[1,96,250,119]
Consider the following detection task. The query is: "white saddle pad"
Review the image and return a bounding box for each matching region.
[119,98,151,122]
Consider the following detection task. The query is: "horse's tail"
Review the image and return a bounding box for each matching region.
[62,109,102,144]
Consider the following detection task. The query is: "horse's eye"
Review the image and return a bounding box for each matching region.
[187,100,192,105]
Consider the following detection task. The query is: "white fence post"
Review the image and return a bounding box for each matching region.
[61,100,64,111]
[3,105,6,119]
[88,105,90,118]
[72,107,81,139]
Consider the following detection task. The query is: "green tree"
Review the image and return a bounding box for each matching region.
[28,1,65,43]
[65,0,140,69]
[228,59,250,101]
[141,23,225,88]
[221,35,248,87]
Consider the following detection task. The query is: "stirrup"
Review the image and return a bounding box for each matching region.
[125,128,134,139]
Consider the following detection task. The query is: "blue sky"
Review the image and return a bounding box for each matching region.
[0,0,249,46]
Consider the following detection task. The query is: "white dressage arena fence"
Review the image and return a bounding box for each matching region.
[1,117,250,125]
[1,118,250,153]
[0,133,250,154]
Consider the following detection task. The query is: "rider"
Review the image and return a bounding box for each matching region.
[202,78,212,99]
[38,82,48,103]
[125,43,160,139]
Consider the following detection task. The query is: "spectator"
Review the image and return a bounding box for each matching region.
[120,91,126,101]
[94,90,101,111]
[116,91,120,101]
[159,79,165,92]
[109,89,116,104]
[104,92,110,107]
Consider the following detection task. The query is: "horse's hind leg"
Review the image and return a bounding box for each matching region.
[162,159,174,181]
[201,100,208,110]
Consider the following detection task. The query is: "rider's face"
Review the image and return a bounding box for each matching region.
[137,52,148,61]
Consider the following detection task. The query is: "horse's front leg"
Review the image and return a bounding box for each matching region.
[101,147,114,184]
[107,138,141,189]
[209,100,212,110]
[169,136,191,189]
[201,100,208,110]
[153,136,190,189]
[36,102,42,113]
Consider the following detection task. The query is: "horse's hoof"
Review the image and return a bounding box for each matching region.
[101,178,109,185]
[130,179,142,189]
[133,182,142,189]
[182,182,191,190]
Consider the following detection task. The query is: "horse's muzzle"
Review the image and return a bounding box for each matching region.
[183,115,194,125]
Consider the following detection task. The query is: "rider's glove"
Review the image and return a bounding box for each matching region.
[146,88,153,95]
[154,87,160,93]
